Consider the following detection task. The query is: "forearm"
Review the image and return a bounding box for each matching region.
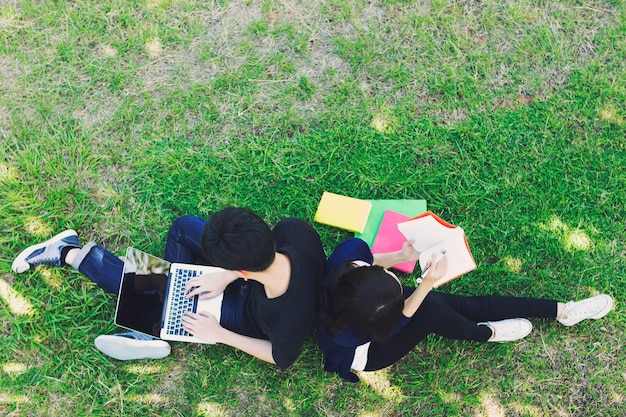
[373,250,407,269]
[220,270,242,286]
[403,251,448,317]
[218,328,276,365]
[402,282,434,317]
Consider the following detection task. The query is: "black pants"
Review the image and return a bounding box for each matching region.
[364,291,557,371]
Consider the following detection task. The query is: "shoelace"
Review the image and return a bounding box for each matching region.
[29,255,59,266]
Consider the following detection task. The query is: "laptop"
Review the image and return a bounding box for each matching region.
[114,247,224,344]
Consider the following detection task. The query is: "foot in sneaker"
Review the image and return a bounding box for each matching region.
[557,294,613,327]
[94,331,171,360]
[479,318,533,342]
[12,230,80,273]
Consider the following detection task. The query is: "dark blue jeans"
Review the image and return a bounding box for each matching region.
[74,243,124,295]
[76,215,253,335]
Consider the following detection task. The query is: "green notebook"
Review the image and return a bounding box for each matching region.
[355,199,427,246]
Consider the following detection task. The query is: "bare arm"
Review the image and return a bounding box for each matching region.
[181,311,276,365]
[185,269,241,300]
[373,240,420,268]
[218,328,276,365]
[402,254,448,317]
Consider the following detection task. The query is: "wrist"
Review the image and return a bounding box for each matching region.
[214,325,233,345]
[390,251,405,264]
[418,280,435,290]
[222,270,240,285]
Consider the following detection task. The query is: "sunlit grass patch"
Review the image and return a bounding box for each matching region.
[476,391,506,417]
[0,393,29,404]
[598,103,625,126]
[357,369,403,402]
[23,217,53,238]
[38,268,65,288]
[503,257,523,274]
[2,361,28,375]
[0,276,35,316]
[197,401,228,417]
[125,393,169,404]
[124,363,166,375]
[565,229,592,252]
[0,162,18,183]
[540,216,593,252]
[97,43,119,58]
[145,38,164,58]
[370,107,398,134]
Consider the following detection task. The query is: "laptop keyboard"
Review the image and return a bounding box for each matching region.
[164,267,200,337]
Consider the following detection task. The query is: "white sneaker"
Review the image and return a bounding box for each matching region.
[95,331,171,360]
[479,318,533,342]
[557,294,613,327]
[12,230,80,273]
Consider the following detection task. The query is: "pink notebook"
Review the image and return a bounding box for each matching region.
[371,210,416,273]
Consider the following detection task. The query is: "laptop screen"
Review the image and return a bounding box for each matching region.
[115,248,170,337]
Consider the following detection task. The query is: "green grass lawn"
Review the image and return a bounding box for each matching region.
[1,0,625,415]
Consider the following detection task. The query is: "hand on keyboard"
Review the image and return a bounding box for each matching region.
[181,311,221,344]
[185,269,240,300]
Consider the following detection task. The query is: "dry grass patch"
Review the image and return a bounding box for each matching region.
[71,91,121,130]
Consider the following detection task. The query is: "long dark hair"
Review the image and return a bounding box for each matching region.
[319,261,404,343]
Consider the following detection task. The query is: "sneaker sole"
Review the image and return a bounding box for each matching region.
[11,229,78,273]
[558,294,613,326]
[94,335,171,360]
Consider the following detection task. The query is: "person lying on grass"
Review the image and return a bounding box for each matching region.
[317,238,613,382]
[12,207,325,369]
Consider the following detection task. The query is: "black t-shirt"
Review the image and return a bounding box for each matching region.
[227,218,326,369]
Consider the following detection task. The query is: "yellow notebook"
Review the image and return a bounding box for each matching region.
[314,192,372,233]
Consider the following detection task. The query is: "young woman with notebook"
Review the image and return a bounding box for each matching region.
[317,238,613,382]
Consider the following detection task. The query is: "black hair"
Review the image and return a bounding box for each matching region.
[201,207,276,272]
[319,262,404,343]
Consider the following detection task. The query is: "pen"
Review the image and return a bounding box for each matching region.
[416,249,447,285]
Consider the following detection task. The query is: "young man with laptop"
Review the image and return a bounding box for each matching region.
[12,207,326,369]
